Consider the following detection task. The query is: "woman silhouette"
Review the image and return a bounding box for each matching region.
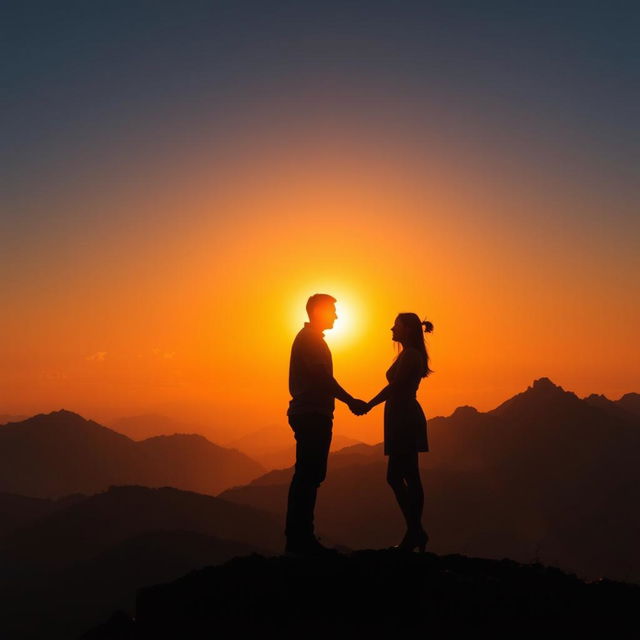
[365,313,433,551]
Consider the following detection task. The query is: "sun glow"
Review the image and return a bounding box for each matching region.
[327,300,353,342]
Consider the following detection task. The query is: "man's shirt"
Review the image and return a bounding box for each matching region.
[287,323,335,419]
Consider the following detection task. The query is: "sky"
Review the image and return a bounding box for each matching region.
[2,1,638,444]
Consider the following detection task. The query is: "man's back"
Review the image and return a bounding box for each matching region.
[288,323,334,419]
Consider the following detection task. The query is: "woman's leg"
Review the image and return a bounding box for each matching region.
[402,452,425,534]
[387,453,427,547]
[387,454,412,531]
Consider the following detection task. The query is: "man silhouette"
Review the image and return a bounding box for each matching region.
[285,293,367,555]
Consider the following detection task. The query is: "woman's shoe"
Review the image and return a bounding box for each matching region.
[415,529,429,553]
[394,529,413,551]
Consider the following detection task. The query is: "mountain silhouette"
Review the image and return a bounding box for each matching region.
[488,377,582,419]
[85,551,639,638]
[0,485,282,639]
[617,392,640,416]
[0,414,27,425]
[220,378,640,583]
[583,392,631,417]
[2,485,282,571]
[108,413,214,441]
[0,410,264,498]
[0,491,85,537]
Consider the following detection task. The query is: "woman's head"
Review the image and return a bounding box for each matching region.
[391,313,434,377]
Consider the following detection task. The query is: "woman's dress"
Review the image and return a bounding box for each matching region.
[383,347,429,456]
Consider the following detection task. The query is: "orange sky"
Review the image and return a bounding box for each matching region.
[3,117,638,445]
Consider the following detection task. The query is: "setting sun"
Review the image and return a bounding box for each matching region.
[327,300,354,342]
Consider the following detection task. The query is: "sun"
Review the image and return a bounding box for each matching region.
[327,300,352,342]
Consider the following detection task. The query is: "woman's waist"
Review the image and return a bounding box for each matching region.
[385,395,421,407]
[386,392,419,401]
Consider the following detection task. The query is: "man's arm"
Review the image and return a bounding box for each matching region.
[309,364,352,403]
[309,364,368,413]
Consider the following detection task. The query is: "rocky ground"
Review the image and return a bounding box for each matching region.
[83,549,640,638]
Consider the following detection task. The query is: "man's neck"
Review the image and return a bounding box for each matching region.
[304,321,325,336]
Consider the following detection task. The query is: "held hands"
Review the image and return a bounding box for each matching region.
[348,398,370,416]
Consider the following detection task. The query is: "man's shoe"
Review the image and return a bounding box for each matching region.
[285,537,338,557]
[284,542,303,557]
[307,537,339,555]
[284,538,312,557]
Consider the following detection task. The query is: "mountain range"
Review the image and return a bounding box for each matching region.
[0,410,265,498]
[107,414,215,442]
[1,377,638,638]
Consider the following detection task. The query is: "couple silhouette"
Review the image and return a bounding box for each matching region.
[285,293,433,556]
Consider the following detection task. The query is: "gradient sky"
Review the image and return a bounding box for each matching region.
[2,1,638,443]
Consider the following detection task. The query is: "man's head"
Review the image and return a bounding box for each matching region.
[306,293,337,331]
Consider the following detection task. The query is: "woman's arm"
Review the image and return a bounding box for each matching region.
[367,349,422,410]
[367,384,391,410]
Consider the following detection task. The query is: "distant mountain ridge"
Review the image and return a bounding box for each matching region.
[107,414,214,441]
[1,485,281,571]
[0,492,86,537]
[616,392,640,416]
[0,414,28,425]
[0,410,264,498]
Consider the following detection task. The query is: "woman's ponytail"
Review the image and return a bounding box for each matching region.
[422,320,434,333]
